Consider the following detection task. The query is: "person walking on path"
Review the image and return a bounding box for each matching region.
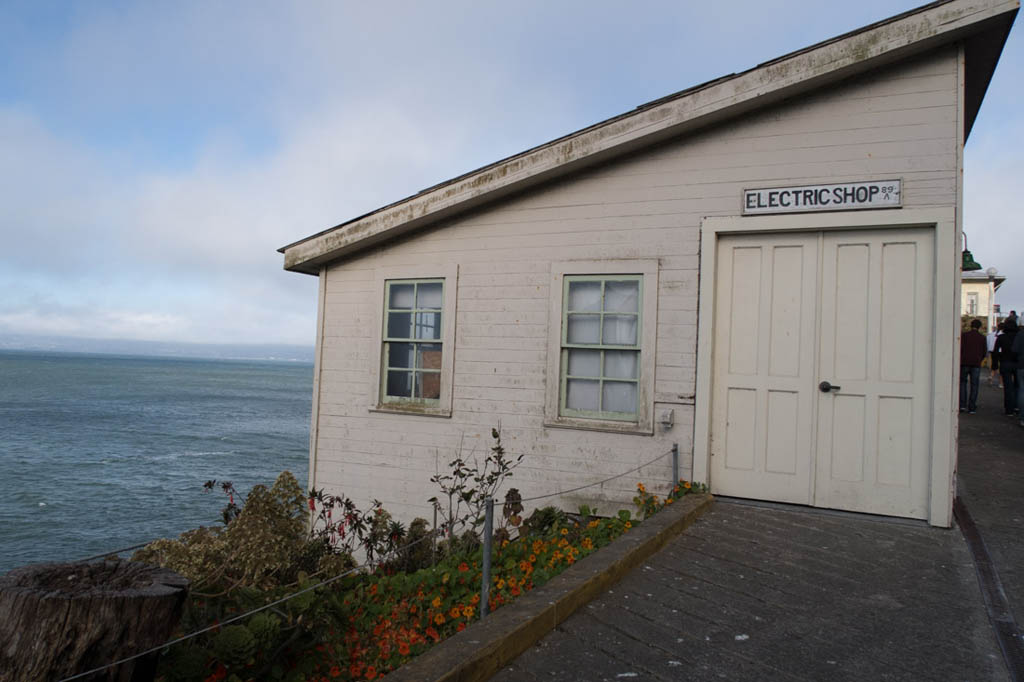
[960,319,987,413]
[1013,328,1024,427]
[987,324,1001,386]
[992,318,1019,416]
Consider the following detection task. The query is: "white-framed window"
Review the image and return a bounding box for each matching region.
[545,260,658,434]
[371,264,458,417]
[966,292,979,316]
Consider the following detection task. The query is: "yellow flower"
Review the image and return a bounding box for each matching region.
[684,481,691,489]
[637,482,646,493]
[625,521,632,529]
[496,578,505,589]
[462,605,475,618]
[431,596,441,608]
[560,528,568,536]
[558,538,569,548]
[666,497,674,505]
[528,554,537,563]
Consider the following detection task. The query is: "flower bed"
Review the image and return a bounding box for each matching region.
[145,466,705,682]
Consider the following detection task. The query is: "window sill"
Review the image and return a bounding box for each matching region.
[369,405,452,419]
[543,417,653,436]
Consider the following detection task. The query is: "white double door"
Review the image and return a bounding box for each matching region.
[710,228,933,519]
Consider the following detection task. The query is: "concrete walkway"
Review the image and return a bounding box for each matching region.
[492,384,1022,681]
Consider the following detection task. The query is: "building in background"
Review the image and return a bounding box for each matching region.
[961,267,1006,332]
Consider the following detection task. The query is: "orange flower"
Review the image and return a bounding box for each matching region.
[349,664,362,678]
[434,613,445,625]
[431,596,441,608]
[581,537,594,550]
[329,665,341,678]
[496,578,505,589]
[457,622,466,632]
[666,497,674,505]
[425,626,440,641]
[624,521,632,529]
[684,481,692,489]
[508,576,517,587]
[366,666,378,680]
[470,593,480,605]
[519,560,530,572]
[398,641,411,656]
[457,562,469,573]
[560,528,568,536]
[368,583,378,595]
[463,605,475,618]
[637,482,646,493]
[529,553,537,563]
[450,606,461,618]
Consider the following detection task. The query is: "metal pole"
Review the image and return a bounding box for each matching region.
[481,497,493,618]
[432,504,438,567]
[672,443,679,485]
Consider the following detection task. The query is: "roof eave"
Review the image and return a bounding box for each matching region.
[281,0,1019,275]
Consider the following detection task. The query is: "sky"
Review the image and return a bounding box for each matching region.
[1,1,1020,347]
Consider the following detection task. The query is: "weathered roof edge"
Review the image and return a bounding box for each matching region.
[280,0,1018,275]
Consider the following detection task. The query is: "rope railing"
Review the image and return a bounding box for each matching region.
[57,519,465,682]
[517,446,677,503]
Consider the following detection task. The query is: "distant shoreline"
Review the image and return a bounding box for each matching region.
[0,335,315,364]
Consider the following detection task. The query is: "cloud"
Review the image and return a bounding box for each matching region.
[1,0,1020,345]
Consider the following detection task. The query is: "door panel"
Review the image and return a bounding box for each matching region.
[711,233,818,504]
[814,228,932,519]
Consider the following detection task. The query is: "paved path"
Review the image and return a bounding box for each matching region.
[494,500,1006,681]
[957,381,1024,632]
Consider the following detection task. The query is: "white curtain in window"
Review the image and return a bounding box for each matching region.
[568,349,600,377]
[604,350,637,379]
[604,281,639,313]
[566,379,600,410]
[568,315,601,344]
[602,381,637,413]
[602,315,637,345]
[568,281,602,311]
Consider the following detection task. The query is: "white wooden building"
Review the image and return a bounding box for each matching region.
[280,0,1018,528]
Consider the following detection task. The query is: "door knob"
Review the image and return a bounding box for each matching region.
[819,381,841,393]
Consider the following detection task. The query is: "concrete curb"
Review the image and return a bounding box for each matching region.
[386,493,714,682]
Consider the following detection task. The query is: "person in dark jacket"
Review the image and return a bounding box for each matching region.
[960,318,987,413]
[992,319,1019,416]
[1013,328,1024,427]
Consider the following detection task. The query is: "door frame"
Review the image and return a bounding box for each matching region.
[693,207,958,527]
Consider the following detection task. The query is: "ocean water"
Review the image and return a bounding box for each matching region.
[0,350,312,573]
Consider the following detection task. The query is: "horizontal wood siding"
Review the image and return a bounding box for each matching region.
[312,48,958,524]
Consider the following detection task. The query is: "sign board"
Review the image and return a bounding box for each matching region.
[743,179,901,215]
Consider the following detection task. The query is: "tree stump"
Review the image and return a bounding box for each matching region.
[0,559,189,682]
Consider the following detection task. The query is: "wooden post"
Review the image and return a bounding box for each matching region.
[0,559,189,682]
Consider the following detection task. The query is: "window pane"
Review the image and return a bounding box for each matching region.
[417,282,443,309]
[567,349,600,377]
[389,283,415,309]
[388,342,414,369]
[602,314,637,345]
[566,379,600,411]
[602,381,637,414]
[605,280,639,313]
[386,370,413,398]
[417,343,443,370]
[604,350,638,379]
[568,281,601,312]
[387,312,412,339]
[567,314,600,344]
[418,371,441,400]
[414,311,442,340]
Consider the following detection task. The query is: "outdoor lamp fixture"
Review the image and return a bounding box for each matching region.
[962,231,982,271]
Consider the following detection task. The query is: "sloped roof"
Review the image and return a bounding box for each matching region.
[281,0,1018,275]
